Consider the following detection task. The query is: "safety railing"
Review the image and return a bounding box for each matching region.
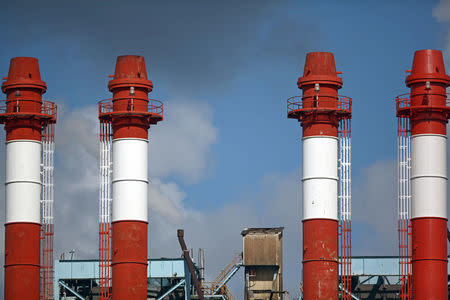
[98,97,163,122]
[210,252,242,289]
[40,122,56,300]
[0,99,57,122]
[202,252,242,298]
[99,120,112,300]
[338,117,352,300]
[201,283,235,300]
[287,95,352,120]
[396,92,450,117]
[397,108,412,300]
[219,285,235,300]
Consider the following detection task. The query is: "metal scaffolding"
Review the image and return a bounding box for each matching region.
[338,117,352,300]
[397,113,412,300]
[99,119,112,300]
[41,122,55,300]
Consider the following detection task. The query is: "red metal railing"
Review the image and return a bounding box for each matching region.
[98,98,163,121]
[397,115,412,300]
[396,92,450,117]
[287,95,352,120]
[41,224,54,300]
[99,222,112,300]
[0,99,57,123]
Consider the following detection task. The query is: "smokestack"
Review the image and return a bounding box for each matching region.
[1,57,56,299]
[287,52,352,299]
[397,49,450,299]
[99,55,163,299]
[198,248,205,283]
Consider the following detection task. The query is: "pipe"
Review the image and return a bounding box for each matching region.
[156,279,186,300]
[104,55,163,299]
[58,281,85,300]
[404,49,450,299]
[177,229,205,300]
[1,57,48,300]
[199,248,205,283]
[288,52,347,300]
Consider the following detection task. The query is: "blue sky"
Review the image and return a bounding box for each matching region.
[1,0,450,298]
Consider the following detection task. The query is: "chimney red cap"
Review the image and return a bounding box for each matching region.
[297,52,342,89]
[2,57,47,94]
[406,49,450,87]
[108,55,153,92]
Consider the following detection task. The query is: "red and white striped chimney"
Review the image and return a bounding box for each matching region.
[104,55,163,299]
[288,52,350,300]
[405,49,449,299]
[1,57,48,299]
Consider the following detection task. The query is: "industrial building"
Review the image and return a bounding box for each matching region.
[53,255,450,300]
[55,258,190,300]
[241,227,284,300]
[1,49,450,299]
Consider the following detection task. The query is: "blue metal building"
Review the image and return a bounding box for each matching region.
[54,258,191,300]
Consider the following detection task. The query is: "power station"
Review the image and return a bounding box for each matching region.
[1,50,449,299]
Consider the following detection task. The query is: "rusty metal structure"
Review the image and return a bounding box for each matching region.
[396,49,450,300]
[98,55,163,299]
[1,57,57,300]
[241,227,284,300]
[177,229,205,300]
[287,52,352,300]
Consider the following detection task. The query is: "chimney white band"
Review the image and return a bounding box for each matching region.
[112,138,148,222]
[411,134,447,219]
[302,136,338,220]
[5,140,41,224]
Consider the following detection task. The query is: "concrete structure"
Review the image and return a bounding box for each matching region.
[0,57,57,300]
[98,55,163,299]
[241,227,284,300]
[287,52,352,300]
[396,49,450,299]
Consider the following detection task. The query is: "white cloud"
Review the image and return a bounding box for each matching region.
[352,160,397,255]
[433,0,450,23]
[52,98,218,260]
[149,100,218,184]
[53,104,100,258]
[149,178,186,222]
[434,0,450,68]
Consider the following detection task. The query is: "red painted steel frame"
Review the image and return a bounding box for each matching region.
[302,219,339,299]
[112,221,148,299]
[1,57,56,300]
[396,49,450,300]
[98,55,163,299]
[288,52,352,300]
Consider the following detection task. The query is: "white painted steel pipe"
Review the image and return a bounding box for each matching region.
[411,134,447,219]
[112,138,148,222]
[302,136,338,221]
[5,140,41,224]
